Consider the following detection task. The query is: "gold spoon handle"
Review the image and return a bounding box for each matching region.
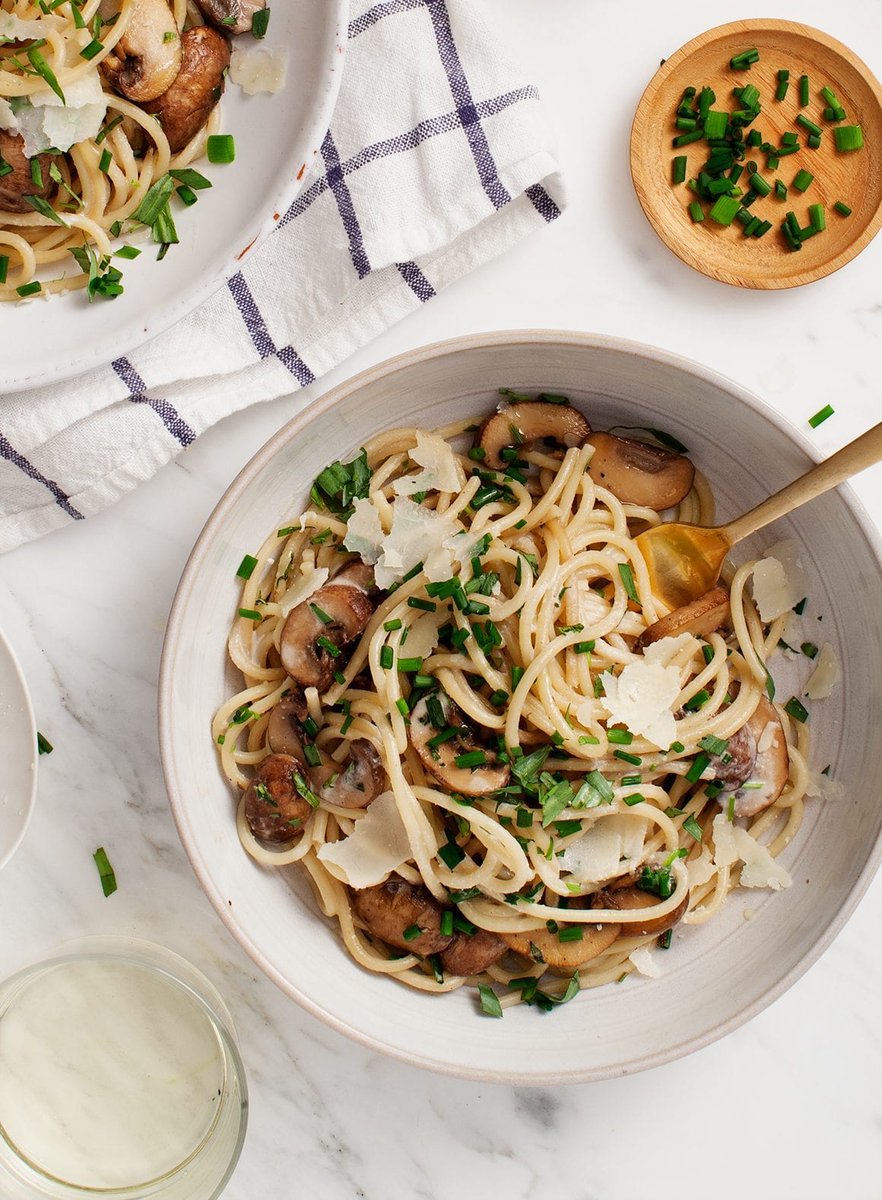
[722,420,882,546]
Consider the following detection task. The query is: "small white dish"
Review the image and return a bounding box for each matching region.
[2,1,346,393]
[159,330,882,1082]
[0,628,37,870]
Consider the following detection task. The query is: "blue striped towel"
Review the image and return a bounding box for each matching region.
[0,0,565,553]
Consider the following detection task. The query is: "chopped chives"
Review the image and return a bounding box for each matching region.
[833,200,852,216]
[558,927,584,943]
[796,114,822,137]
[799,74,809,106]
[477,983,503,1018]
[672,155,687,184]
[688,201,705,223]
[403,923,422,942]
[454,750,486,769]
[206,134,236,163]
[79,37,103,59]
[236,553,258,579]
[785,696,809,723]
[93,847,117,897]
[708,194,741,226]
[251,6,270,37]
[438,840,466,869]
[801,642,819,659]
[617,562,640,604]
[834,125,863,152]
[808,203,825,231]
[699,734,729,755]
[792,168,814,192]
[380,645,394,669]
[37,731,53,754]
[807,133,821,150]
[703,110,729,140]
[614,750,643,766]
[16,281,42,297]
[407,597,437,612]
[685,752,711,784]
[303,743,322,767]
[775,180,787,200]
[0,256,8,285]
[607,728,633,745]
[383,618,402,632]
[398,657,423,673]
[683,814,704,841]
[315,635,341,657]
[748,172,771,197]
[237,607,262,622]
[673,129,704,148]
[808,403,834,428]
[775,69,789,101]
[730,48,759,70]
[684,689,710,712]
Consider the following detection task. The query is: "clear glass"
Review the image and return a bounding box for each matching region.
[0,938,248,1200]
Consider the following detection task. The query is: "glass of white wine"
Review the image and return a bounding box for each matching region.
[0,937,248,1200]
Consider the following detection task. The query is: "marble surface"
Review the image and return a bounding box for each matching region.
[2,1,882,1196]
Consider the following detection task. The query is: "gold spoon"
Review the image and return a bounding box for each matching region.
[635,420,882,611]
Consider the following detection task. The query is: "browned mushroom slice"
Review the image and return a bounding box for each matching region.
[440,927,506,977]
[279,578,373,692]
[635,586,731,650]
[718,697,789,818]
[502,922,620,972]
[311,738,386,810]
[101,0,182,102]
[142,26,230,153]
[587,432,695,508]
[266,695,308,758]
[409,694,509,797]
[591,884,689,937]
[194,0,265,34]
[243,753,313,843]
[351,876,453,956]
[477,401,591,468]
[0,133,53,214]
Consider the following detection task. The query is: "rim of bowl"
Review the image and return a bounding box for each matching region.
[158,329,882,1083]
[0,626,38,872]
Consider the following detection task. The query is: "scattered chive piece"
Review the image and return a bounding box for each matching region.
[403,923,422,942]
[79,37,103,60]
[792,168,814,192]
[617,562,640,604]
[383,618,402,632]
[808,403,834,428]
[683,814,704,841]
[607,728,633,745]
[238,608,261,622]
[407,597,436,612]
[37,731,53,755]
[206,134,236,164]
[699,734,729,755]
[807,132,821,150]
[558,927,584,943]
[834,125,863,151]
[380,645,394,670]
[440,910,454,937]
[809,203,826,231]
[614,750,643,766]
[303,743,322,768]
[708,194,741,226]
[685,752,711,783]
[438,840,466,869]
[775,69,789,101]
[673,128,704,148]
[833,200,852,216]
[688,200,705,223]
[799,74,809,106]
[796,114,822,137]
[93,847,117,897]
[251,6,270,37]
[730,47,759,70]
[775,180,787,200]
[802,642,819,659]
[684,689,710,712]
[236,553,258,580]
[749,172,771,197]
[672,155,687,184]
[477,984,503,1018]
[310,603,333,625]
[454,750,487,769]
[785,696,809,723]
[0,255,8,285]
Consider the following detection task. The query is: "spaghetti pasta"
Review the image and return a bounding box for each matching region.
[215,396,810,1012]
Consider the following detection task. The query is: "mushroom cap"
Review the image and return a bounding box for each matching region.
[409,694,509,797]
[722,697,789,818]
[0,133,54,214]
[591,884,689,937]
[313,738,386,810]
[587,431,695,509]
[635,586,731,650]
[243,753,313,843]
[279,578,373,692]
[439,927,507,977]
[101,0,182,103]
[266,694,308,758]
[142,25,230,153]
[477,400,591,468]
[351,876,453,957]
[194,0,265,35]
[502,921,621,972]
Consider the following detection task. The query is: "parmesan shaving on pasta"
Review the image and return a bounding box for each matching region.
[316,792,416,888]
[712,815,792,890]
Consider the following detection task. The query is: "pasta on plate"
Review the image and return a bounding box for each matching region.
[215,395,817,1014]
[0,0,267,300]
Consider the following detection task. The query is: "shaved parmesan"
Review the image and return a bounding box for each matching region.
[401,610,444,661]
[712,814,791,890]
[0,13,35,41]
[0,98,15,132]
[628,946,662,978]
[11,75,106,157]
[315,791,413,889]
[393,432,461,497]
[805,642,840,700]
[806,769,845,803]
[571,581,611,628]
[751,539,807,622]
[597,634,699,749]
[686,844,716,889]
[278,567,329,618]
[559,813,647,884]
[343,497,384,564]
[230,46,289,95]
[373,497,462,590]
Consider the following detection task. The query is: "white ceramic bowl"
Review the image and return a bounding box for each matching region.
[159,331,882,1082]
[0,628,37,871]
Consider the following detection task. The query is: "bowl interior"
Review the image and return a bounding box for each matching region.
[160,333,882,1082]
[0,630,37,871]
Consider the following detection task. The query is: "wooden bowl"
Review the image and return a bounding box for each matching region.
[630,19,882,288]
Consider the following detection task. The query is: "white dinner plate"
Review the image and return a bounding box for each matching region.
[1,2,346,394]
[0,627,37,870]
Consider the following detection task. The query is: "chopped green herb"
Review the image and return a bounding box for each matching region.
[808,404,834,428]
[477,983,503,1018]
[93,847,117,897]
[236,553,258,580]
[207,134,236,163]
[785,696,809,723]
[37,731,53,755]
[834,125,863,152]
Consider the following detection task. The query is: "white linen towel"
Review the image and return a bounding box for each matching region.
[0,0,565,553]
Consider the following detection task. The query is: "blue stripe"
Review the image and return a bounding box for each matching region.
[111,358,196,448]
[349,0,425,38]
[525,183,562,224]
[281,86,539,229]
[425,0,511,210]
[227,272,276,359]
[276,346,316,387]
[321,130,371,280]
[0,431,84,521]
[396,261,435,302]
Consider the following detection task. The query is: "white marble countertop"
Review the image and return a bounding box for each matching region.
[2,1,882,1196]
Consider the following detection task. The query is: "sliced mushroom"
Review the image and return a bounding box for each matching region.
[0,133,54,215]
[101,0,182,103]
[194,0,265,34]
[440,927,506,977]
[243,753,312,843]
[635,586,731,650]
[409,694,509,797]
[266,695,308,758]
[717,697,789,818]
[312,738,386,810]
[587,432,695,508]
[477,400,591,468]
[279,573,373,692]
[592,884,689,937]
[502,921,620,972]
[351,876,453,957]
[143,25,230,153]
